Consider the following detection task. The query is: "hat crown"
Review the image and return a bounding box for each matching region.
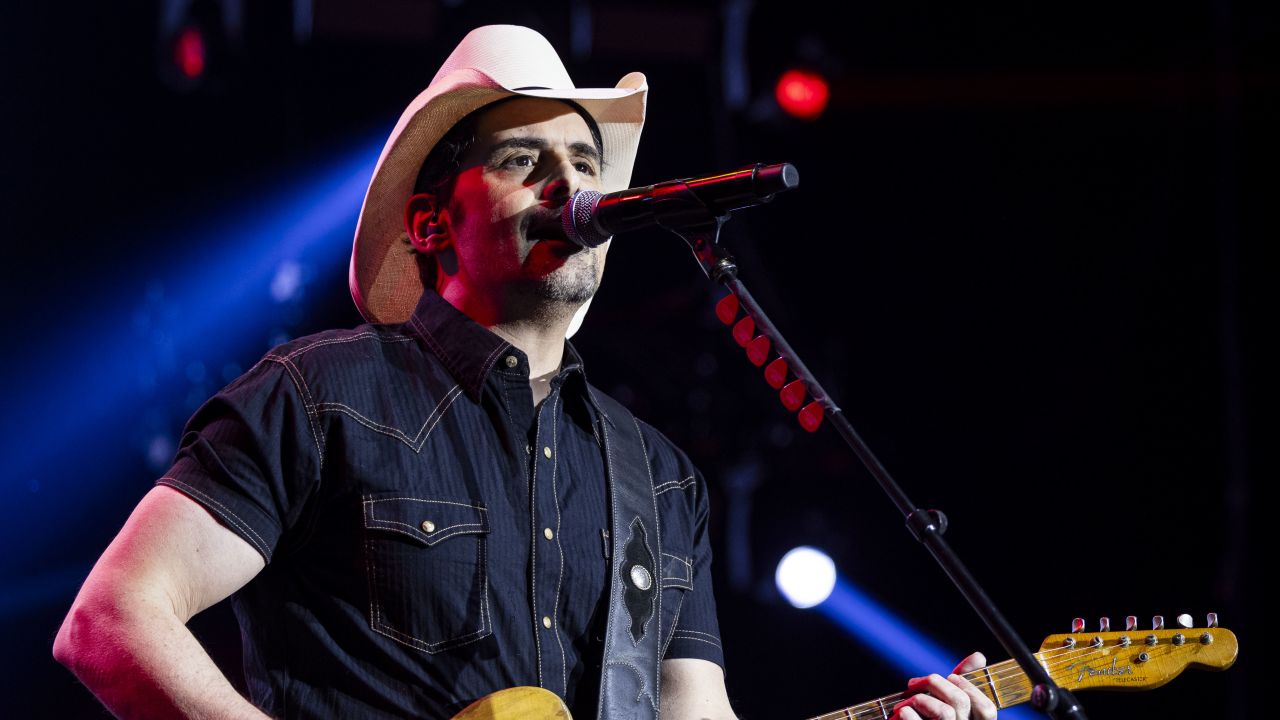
[432,25,575,93]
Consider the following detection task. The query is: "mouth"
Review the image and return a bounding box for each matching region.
[525,214,576,247]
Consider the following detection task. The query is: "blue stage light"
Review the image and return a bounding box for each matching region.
[0,132,383,600]
[811,576,1040,719]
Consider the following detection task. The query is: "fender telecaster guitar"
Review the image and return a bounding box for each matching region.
[452,622,1238,719]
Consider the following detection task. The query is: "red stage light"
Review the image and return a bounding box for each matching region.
[173,26,206,80]
[775,69,830,121]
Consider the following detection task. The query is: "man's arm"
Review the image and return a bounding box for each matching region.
[660,658,737,719]
[53,485,269,719]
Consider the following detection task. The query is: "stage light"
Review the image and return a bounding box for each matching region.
[173,26,206,80]
[775,69,830,121]
[0,133,382,604]
[776,546,837,608]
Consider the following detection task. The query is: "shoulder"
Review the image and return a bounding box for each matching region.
[253,322,449,398]
[586,383,704,503]
[260,323,419,372]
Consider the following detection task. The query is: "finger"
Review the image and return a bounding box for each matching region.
[953,651,987,675]
[891,704,923,720]
[908,673,970,718]
[950,672,998,720]
[895,693,958,720]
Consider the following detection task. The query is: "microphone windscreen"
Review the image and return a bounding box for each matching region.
[563,190,610,248]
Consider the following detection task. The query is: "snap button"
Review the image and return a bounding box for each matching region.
[544,527,554,540]
[421,520,435,533]
[629,564,652,591]
[543,446,552,459]
[504,355,518,368]
[542,616,553,629]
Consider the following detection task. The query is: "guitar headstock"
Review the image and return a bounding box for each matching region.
[1037,615,1238,692]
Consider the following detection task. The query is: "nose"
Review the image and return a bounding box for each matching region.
[541,157,580,205]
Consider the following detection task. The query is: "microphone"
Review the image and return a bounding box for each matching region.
[562,162,799,248]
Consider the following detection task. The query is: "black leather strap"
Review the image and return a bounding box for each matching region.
[591,392,662,720]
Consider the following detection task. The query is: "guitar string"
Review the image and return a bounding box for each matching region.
[820,642,1163,720]
[814,638,1198,720]
[807,637,1201,720]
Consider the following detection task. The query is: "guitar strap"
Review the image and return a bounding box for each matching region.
[590,391,663,720]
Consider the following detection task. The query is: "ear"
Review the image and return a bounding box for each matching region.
[405,193,451,254]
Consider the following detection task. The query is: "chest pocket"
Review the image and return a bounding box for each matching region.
[362,494,492,653]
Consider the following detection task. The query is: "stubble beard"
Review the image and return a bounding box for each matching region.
[507,248,601,325]
[535,250,600,305]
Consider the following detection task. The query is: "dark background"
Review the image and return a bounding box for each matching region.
[1,1,1271,717]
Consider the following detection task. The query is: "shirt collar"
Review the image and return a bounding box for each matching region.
[406,290,603,420]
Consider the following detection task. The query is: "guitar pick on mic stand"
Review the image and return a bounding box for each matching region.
[565,163,1089,720]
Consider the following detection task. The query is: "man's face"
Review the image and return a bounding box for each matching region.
[442,97,608,314]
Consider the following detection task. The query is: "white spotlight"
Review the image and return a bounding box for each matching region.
[775,546,836,609]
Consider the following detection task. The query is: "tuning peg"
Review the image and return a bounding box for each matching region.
[1125,616,1138,631]
[1099,617,1111,632]
[1071,617,1085,633]
[1176,614,1193,629]
[1153,615,1164,630]
[1207,612,1218,628]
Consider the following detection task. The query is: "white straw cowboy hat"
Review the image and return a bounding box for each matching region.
[349,24,648,336]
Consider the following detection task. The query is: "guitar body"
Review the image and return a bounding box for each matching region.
[453,686,572,720]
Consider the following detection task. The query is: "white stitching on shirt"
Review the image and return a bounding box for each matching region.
[362,497,492,653]
[314,384,463,452]
[653,475,695,496]
[475,341,509,391]
[659,590,686,659]
[158,477,272,559]
[670,632,722,649]
[365,497,486,509]
[548,393,568,694]
[529,396,543,688]
[280,331,413,360]
[263,355,325,470]
[674,629,720,640]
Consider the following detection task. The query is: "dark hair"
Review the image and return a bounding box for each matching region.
[412,96,605,204]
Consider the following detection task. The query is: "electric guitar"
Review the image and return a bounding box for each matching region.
[451,620,1238,719]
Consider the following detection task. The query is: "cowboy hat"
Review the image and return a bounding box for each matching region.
[349,24,648,335]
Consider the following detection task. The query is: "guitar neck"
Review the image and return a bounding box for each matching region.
[806,625,1238,720]
[807,659,1031,720]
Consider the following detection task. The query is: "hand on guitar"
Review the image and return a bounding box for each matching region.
[892,652,997,720]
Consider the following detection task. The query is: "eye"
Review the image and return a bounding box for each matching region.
[504,153,535,168]
[574,160,597,175]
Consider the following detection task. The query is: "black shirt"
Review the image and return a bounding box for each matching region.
[159,290,723,718]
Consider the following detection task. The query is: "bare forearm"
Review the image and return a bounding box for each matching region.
[54,594,267,720]
[660,658,738,720]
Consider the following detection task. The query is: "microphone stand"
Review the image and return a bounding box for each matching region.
[658,208,1088,720]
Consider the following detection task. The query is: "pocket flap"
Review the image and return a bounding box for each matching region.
[363,495,489,546]
[660,551,693,590]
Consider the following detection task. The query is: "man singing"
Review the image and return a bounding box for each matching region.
[54,24,994,720]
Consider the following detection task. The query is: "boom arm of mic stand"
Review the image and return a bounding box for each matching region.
[667,220,1089,720]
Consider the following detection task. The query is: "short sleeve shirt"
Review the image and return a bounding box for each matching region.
[158,290,724,719]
